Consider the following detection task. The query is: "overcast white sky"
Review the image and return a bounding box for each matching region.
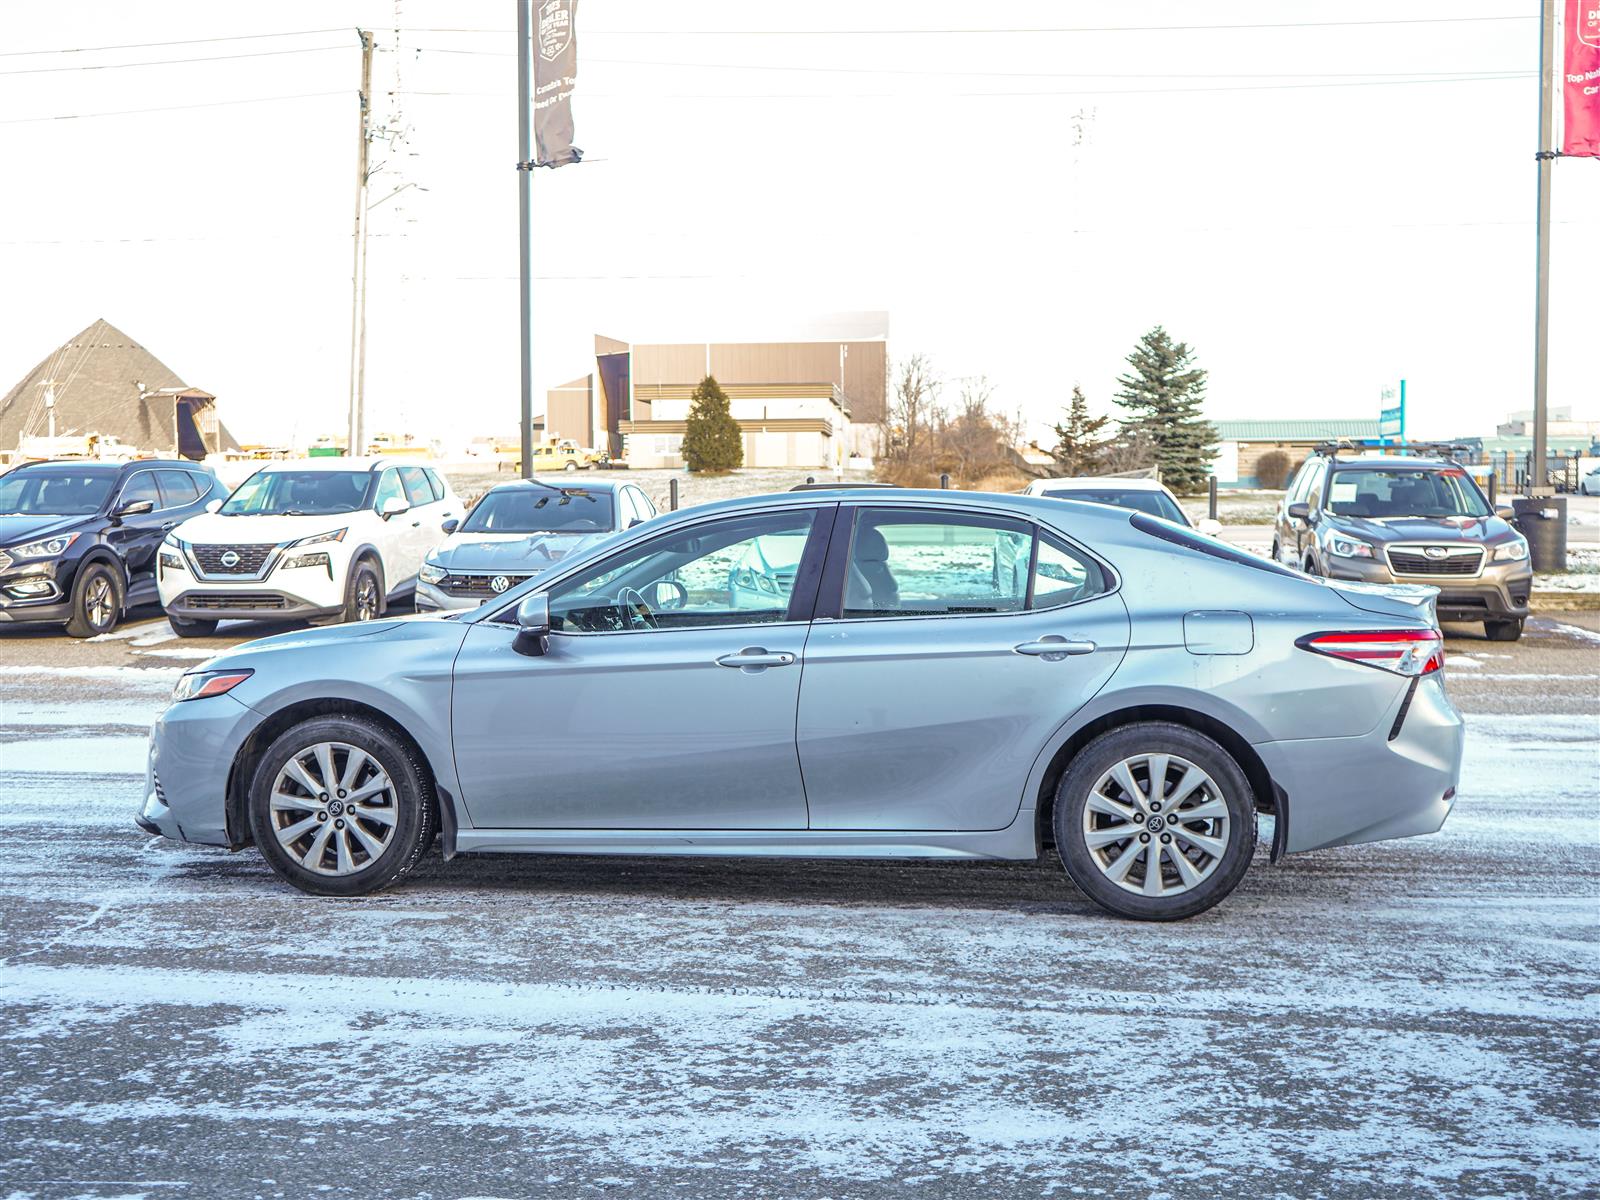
[0,0,1595,447]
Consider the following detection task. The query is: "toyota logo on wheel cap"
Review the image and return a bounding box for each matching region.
[219,550,241,568]
[490,575,511,593]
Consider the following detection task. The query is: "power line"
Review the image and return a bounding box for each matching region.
[0,91,346,125]
[0,27,347,58]
[0,44,348,77]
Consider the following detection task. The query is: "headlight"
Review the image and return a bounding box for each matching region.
[162,532,184,550]
[420,560,447,585]
[288,528,347,548]
[159,550,184,570]
[8,532,79,559]
[1326,534,1373,559]
[172,668,254,702]
[1492,538,1529,562]
[280,551,331,571]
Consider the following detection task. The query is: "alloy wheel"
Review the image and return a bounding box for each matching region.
[268,741,397,876]
[1080,753,1231,898]
[85,575,115,630]
[355,575,379,620]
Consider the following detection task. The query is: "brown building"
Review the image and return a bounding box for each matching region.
[544,315,889,469]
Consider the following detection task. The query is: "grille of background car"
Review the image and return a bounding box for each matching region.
[191,544,277,575]
[1385,547,1485,576]
[184,593,288,610]
[0,551,11,572]
[440,573,531,597]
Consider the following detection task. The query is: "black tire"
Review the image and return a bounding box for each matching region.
[249,715,436,897]
[563,460,578,472]
[1054,722,1256,921]
[1270,538,1281,564]
[168,614,219,638]
[341,559,384,624]
[64,561,123,638]
[1302,553,1320,577]
[1485,618,1523,642]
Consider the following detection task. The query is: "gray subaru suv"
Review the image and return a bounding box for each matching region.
[1273,448,1532,640]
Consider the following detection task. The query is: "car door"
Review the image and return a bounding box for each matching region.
[369,468,414,590]
[105,469,169,603]
[796,504,1130,832]
[450,504,833,830]
[397,467,444,580]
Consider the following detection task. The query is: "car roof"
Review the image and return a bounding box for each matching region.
[11,457,201,473]
[1033,476,1168,492]
[1325,456,1457,470]
[252,456,421,473]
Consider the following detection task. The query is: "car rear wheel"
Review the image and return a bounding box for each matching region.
[249,716,436,897]
[64,562,122,638]
[168,614,219,638]
[1484,618,1523,642]
[1055,722,1256,920]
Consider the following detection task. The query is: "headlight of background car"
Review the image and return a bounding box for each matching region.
[159,550,185,570]
[1326,534,1373,559]
[1492,538,1529,562]
[419,560,447,585]
[287,528,347,548]
[280,551,332,572]
[172,668,253,702]
[9,532,79,559]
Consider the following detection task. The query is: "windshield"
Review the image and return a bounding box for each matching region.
[1326,468,1490,519]
[0,468,116,516]
[221,470,371,516]
[1042,487,1187,524]
[461,487,614,534]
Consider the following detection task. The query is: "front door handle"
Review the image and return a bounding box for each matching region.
[716,648,796,671]
[1014,637,1096,661]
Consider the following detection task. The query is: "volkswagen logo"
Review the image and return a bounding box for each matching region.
[490,575,511,594]
[1424,546,1448,560]
[219,550,241,568]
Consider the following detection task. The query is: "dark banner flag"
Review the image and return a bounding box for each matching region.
[534,0,582,166]
[1565,0,1600,156]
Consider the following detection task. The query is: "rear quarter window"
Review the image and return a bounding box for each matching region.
[1130,512,1304,579]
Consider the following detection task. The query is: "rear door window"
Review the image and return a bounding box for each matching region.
[156,469,201,508]
[422,468,446,501]
[399,467,434,508]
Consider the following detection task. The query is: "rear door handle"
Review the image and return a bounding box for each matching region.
[716,648,796,671]
[1014,637,1096,660]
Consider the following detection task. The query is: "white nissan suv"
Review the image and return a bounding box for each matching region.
[158,458,460,635]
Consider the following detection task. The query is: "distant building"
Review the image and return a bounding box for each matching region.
[0,318,238,462]
[1209,419,1383,487]
[542,314,889,469]
[1493,406,1600,446]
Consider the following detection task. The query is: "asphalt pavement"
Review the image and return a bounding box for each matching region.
[0,608,1596,1198]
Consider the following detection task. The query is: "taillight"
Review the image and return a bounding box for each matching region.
[1296,629,1444,677]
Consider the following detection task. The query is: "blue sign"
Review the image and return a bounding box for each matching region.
[1379,380,1406,441]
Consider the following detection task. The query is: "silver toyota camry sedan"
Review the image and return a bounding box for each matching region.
[137,489,1464,920]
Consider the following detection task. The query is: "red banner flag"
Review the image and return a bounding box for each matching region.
[1565,0,1600,156]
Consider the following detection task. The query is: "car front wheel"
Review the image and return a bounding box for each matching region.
[1485,618,1523,642]
[64,562,123,638]
[168,614,219,638]
[1055,722,1256,920]
[341,560,383,623]
[249,715,436,896]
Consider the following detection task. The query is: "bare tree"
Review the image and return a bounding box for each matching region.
[883,354,941,463]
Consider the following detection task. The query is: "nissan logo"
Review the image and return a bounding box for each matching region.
[1424,546,1448,560]
[490,575,511,593]
[219,550,241,568]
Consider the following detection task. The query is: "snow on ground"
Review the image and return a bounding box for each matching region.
[0,635,1595,1197]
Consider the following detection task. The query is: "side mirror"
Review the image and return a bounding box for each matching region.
[205,498,223,513]
[379,496,410,519]
[513,592,550,656]
[441,517,460,534]
[628,517,644,529]
[114,499,154,519]
[1196,517,1223,538]
[1495,506,1515,522]
[1287,502,1311,523]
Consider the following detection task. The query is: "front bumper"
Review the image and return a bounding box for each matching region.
[415,579,487,612]
[1324,556,1532,622]
[0,559,71,623]
[137,691,260,846]
[1257,671,1464,854]
[163,588,343,623]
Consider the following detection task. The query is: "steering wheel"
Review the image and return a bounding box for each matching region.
[616,586,658,631]
[647,578,688,611]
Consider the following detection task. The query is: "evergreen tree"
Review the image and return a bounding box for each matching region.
[680,374,744,472]
[1049,386,1111,476]
[1112,326,1217,492]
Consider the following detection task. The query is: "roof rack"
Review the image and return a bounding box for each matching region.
[1310,439,1472,463]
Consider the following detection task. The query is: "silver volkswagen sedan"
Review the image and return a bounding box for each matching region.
[137,489,1463,920]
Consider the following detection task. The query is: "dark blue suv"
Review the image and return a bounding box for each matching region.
[0,459,225,637]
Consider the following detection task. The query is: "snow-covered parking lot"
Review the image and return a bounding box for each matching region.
[1,614,1597,1199]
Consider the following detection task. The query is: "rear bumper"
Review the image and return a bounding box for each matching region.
[1257,672,1464,854]
[1325,558,1531,622]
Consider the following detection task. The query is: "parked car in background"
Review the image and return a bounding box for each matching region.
[139,488,1462,921]
[1024,476,1224,537]
[1274,449,1532,641]
[525,442,598,472]
[0,458,223,637]
[158,457,460,635]
[417,477,656,611]
[1579,463,1600,496]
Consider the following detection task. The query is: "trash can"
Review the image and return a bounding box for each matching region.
[1512,496,1567,573]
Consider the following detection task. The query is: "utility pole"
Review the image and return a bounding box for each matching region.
[346,29,374,459]
[516,0,535,480]
[1531,0,1556,493]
